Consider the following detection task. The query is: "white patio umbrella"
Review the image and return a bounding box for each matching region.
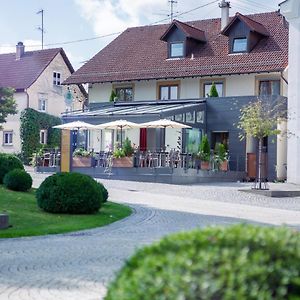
[53,121,97,149]
[140,119,191,151]
[140,119,191,129]
[95,119,140,147]
[53,121,97,130]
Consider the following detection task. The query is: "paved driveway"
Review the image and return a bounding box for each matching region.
[1,172,300,300]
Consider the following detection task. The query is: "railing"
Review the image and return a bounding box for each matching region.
[33,148,61,167]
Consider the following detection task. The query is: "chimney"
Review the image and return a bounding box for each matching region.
[16,42,25,60]
[219,0,230,31]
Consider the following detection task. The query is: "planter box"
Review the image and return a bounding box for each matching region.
[201,161,210,170]
[72,156,93,167]
[113,157,133,168]
[219,161,228,171]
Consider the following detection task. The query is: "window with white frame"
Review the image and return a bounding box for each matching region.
[170,42,184,58]
[53,72,61,86]
[3,131,13,145]
[38,98,47,112]
[203,82,224,97]
[40,129,47,145]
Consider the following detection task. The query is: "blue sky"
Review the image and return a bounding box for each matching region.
[0,0,282,70]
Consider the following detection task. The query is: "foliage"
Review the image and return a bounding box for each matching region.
[197,134,210,161]
[237,98,286,140]
[3,169,32,192]
[105,224,300,300]
[215,143,228,162]
[113,148,126,158]
[0,87,17,127]
[0,153,24,183]
[20,108,61,164]
[98,182,109,202]
[36,172,103,214]
[73,147,91,157]
[122,137,134,156]
[0,185,132,238]
[109,90,117,102]
[209,82,219,97]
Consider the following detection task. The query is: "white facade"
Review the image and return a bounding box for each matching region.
[280,0,300,184]
[0,52,84,154]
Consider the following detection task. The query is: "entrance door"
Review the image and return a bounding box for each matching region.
[139,128,147,151]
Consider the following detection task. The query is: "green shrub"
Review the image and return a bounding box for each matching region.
[105,225,300,300]
[122,138,134,156]
[215,142,228,162]
[3,169,32,191]
[198,134,210,161]
[0,153,24,183]
[98,182,109,202]
[36,172,103,214]
[209,82,219,97]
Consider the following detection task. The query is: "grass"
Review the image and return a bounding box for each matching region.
[0,185,132,238]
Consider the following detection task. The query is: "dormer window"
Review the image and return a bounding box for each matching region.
[170,42,184,58]
[232,37,247,53]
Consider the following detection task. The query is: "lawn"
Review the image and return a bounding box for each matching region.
[0,185,132,238]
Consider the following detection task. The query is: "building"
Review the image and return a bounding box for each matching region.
[63,3,288,181]
[0,42,87,154]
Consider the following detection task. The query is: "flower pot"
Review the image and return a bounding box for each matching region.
[72,156,93,167]
[201,161,210,170]
[113,157,133,168]
[219,160,228,171]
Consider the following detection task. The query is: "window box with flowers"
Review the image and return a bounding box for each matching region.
[72,148,95,167]
[112,138,134,168]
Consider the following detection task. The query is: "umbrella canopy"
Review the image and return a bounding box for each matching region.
[53,121,97,130]
[140,119,191,129]
[95,119,140,130]
[95,119,140,147]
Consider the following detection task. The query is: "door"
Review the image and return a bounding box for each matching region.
[139,128,147,151]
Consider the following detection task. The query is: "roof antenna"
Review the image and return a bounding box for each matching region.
[37,9,45,49]
[169,0,178,22]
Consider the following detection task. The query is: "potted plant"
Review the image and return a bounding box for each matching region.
[72,148,94,167]
[112,138,134,167]
[215,143,229,171]
[198,135,210,170]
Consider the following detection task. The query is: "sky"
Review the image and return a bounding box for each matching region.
[0,0,283,70]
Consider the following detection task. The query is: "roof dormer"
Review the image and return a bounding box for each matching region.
[221,13,269,54]
[160,20,206,59]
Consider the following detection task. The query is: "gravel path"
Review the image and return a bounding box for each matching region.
[0,170,299,300]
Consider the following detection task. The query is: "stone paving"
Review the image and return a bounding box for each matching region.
[0,170,300,300]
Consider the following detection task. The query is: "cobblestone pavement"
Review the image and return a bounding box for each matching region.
[1,170,300,300]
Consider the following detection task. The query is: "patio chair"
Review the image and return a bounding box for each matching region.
[42,152,51,167]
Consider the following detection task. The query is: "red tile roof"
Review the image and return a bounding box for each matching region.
[161,19,207,42]
[0,48,74,90]
[64,11,288,85]
[221,13,269,36]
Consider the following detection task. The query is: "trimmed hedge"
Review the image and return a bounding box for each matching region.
[3,169,32,191]
[0,153,24,183]
[98,182,109,202]
[36,172,103,214]
[105,225,300,300]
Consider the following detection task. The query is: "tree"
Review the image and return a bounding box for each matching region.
[109,90,117,102]
[237,98,286,189]
[209,82,219,97]
[0,87,17,127]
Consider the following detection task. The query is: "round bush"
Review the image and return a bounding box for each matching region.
[0,153,24,183]
[105,225,300,300]
[36,172,103,214]
[98,182,109,202]
[3,169,32,191]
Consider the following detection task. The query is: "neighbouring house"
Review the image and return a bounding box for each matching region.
[63,2,288,181]
[0,42,87,154]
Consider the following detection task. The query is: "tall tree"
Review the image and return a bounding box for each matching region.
[237,98,286,189]
[0,87,17,127]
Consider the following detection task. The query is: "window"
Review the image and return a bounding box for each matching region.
[40,130,47,145]
[232,37,247,53]
[3,131,13,145]
[211,132,229,150]
[259,80,280,96]
[38,98,47,112]
[170,42,184,58]
[203,82,224,97]
[53,72,61,85]
[159,85,178,100]
[115,87,133,101]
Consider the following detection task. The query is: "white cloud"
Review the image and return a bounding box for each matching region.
[0,39,41,54]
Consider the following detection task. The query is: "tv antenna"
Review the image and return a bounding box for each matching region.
[37,9,45,49]
[169,0,178,22]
